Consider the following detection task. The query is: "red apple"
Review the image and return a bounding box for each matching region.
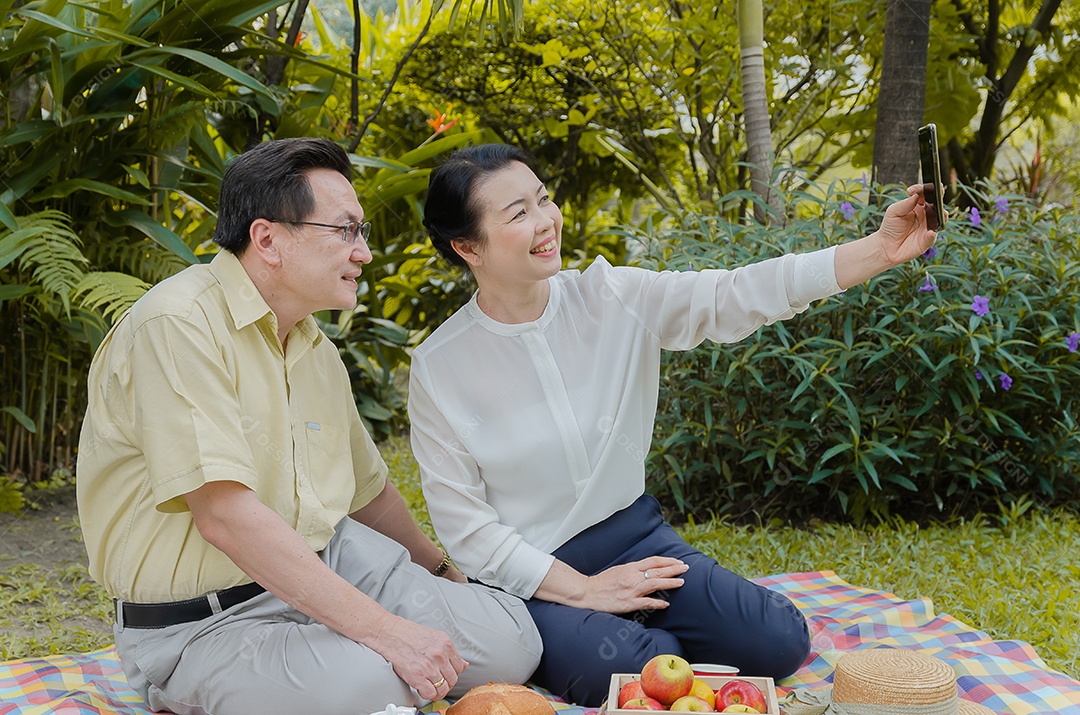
[669,694,714,712]
[717,679,767,714]
[621,696,666,710]
[618,680,648,708]
[640,654,695,705]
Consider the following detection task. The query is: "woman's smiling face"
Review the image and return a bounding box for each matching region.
[461,161,564,287]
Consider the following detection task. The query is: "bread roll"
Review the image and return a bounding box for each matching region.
[446,683,556,715]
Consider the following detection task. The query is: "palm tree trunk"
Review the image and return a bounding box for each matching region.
[739,0,783,224]
[871,0,932,189]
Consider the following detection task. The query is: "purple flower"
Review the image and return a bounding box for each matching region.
[971,295,990,317]
[975,370,983,380]
[971,207,981,227]
[998,373,1012,391]
[994,196,1009,215]
[840,201,856,221]
[921,246,939,259]
[918,273,937,291]
[860,172,868,188]
[1067,332,1080,353]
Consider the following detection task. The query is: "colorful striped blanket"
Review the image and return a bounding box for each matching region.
[2,571,1077,714]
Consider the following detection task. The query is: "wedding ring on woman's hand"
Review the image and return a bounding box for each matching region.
[643,570,651,580]
[433,677,446,689]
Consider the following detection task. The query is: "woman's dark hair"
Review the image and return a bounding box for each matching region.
[423,143,537,267]
[213,137,353,254]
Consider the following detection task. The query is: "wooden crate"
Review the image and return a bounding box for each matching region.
[602,672,780,714]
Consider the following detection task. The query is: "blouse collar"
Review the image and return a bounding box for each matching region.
[464,275,562,335]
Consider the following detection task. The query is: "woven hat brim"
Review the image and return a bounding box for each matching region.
[958,699,997,715]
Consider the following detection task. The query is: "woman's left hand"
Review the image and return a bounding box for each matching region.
[835,184,945,290]
[874,183,942,267]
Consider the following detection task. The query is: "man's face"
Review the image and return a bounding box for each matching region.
[274,168,372,318]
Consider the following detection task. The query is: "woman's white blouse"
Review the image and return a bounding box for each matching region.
[408,249,841,599]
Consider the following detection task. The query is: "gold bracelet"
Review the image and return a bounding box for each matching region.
[432,549,452,577]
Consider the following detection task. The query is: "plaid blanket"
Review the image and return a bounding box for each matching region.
[1,571,1076,714]
[760,571,1080,714]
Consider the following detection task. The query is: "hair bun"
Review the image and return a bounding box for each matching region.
[445,683,556,715]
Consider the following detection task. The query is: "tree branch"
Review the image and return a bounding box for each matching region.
[970,0,1063,178]
[349,0,361,134]
[265,0,309,88]
[987,0,1000,78]
[347,3,439,152]
[999,0,1062,100]
[949,0,991,68]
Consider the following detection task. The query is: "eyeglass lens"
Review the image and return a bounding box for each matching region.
[346,221,372,244]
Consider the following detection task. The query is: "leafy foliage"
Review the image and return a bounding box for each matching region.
[637,185,1080,523]
[0,211,87,316]
[0,0,299,480]
[315,309,412,443]
[933,1,1080,195]
[70,272,152,325]
[0,0,526,477]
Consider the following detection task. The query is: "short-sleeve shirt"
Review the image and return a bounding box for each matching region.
[77,250,387,603]
[408,250,840,599]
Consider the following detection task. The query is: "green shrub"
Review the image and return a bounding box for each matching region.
[638,184,1080,523]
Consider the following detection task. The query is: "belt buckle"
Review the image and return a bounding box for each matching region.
[114,598,125,629]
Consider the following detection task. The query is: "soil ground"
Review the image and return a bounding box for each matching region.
[0,487,112,659]
[0,488,85,570]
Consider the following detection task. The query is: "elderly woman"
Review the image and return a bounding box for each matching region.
[409,144,939,706]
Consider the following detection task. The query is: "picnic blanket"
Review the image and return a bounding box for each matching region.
[2,571,1077,714]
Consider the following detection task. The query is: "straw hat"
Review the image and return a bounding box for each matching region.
[782,648,996,715]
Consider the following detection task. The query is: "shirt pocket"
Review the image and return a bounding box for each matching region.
[302,422,353,513]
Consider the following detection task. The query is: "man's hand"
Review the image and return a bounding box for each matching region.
[442,565,469,584]
[368,614,469,701]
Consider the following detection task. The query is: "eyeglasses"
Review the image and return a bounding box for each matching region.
[268,219,371,245]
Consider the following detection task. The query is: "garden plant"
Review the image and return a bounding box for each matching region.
[638,184,1080,523]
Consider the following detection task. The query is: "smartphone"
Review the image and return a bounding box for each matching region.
[918,123,946,230]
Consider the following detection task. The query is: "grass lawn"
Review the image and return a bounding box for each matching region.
[2,434,1077,683]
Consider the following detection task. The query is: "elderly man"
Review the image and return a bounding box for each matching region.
[77,138,541,715]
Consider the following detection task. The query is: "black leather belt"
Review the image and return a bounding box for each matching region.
[115,582,267,629]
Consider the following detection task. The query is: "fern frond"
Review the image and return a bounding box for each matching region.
[85,237,188,284]
[0,210,89,315]
[72,271,151,324]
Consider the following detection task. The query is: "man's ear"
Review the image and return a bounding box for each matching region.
[247,218,282,267]
[451,238,483,268]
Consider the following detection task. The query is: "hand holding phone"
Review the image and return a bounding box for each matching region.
[918,123,946,231]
